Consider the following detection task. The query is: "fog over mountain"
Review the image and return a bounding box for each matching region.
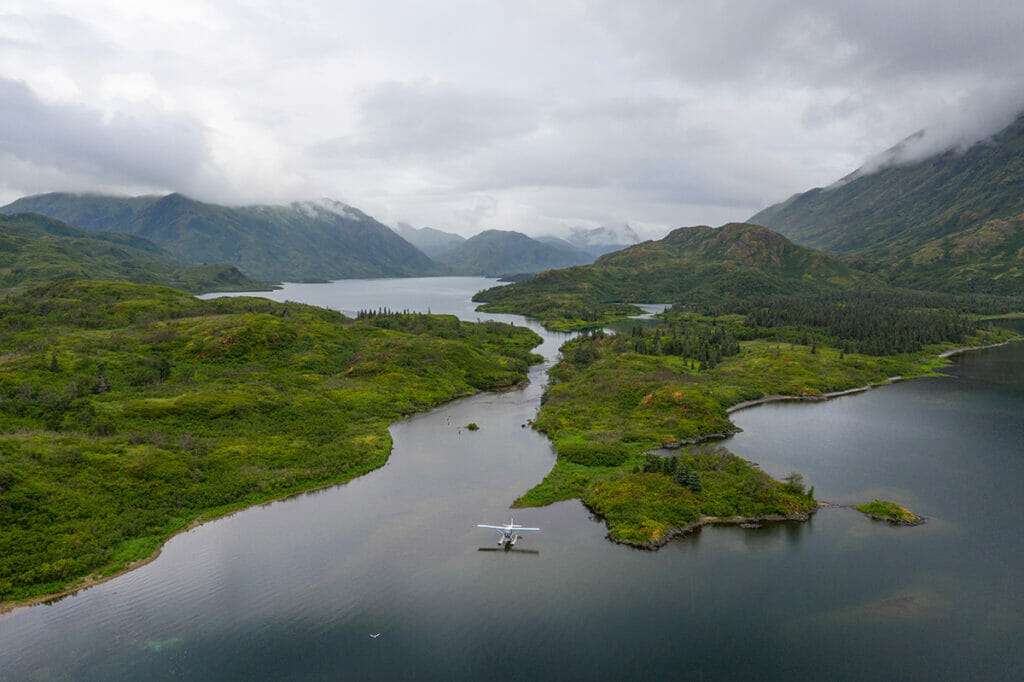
[3,3,1024,239]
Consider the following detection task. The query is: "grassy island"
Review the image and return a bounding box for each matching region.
[855,500,925,526]
[0,280,542,605]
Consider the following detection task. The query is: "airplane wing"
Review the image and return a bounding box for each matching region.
[516,527,541,532]
[477,524,506,530]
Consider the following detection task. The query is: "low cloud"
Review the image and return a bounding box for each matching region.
[0,77,227,201]
[4,2,1024,236]
[317,81,539,162]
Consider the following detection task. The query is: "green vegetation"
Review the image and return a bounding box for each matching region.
[751,112,1024,295]
[514,312,1012,545]
[1,212,267,294]
[0,280,542,603]
[474,222,874,329]
[855,500,924,526]
[466,423,480,431]
[2,193,441,282]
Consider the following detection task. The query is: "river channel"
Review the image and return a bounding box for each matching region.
[1,278,1022,680]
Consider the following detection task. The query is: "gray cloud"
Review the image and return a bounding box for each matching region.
[3,2,1024,235]
[0,77,227,201]
[311,81,539,163]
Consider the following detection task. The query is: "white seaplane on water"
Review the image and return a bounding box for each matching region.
[477,518,540,548]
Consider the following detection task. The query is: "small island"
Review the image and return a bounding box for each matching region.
[855,500,925,526]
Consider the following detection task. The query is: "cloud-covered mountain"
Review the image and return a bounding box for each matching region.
[561,224,642,258]
[750,112,1024,295]
[1,193,439,283]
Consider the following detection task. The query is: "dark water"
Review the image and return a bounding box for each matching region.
[2,279,1023,680]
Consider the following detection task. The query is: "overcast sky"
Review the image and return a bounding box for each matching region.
[2,1,1023,239]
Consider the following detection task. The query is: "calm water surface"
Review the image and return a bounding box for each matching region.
[2,279,1022,680]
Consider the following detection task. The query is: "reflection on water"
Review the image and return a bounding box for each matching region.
[2,279,1023,680]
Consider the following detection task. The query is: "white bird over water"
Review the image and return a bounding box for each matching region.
[370,633,381,638]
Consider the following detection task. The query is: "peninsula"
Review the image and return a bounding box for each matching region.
[0,280,542,607]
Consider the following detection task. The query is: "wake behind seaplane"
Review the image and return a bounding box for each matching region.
[477,518,540,548]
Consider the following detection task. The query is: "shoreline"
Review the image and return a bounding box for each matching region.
[1,375,542,615]
[0,472,376,615]
[726,337,1023,415]
[606,508,819,550]
[726,383,880,413]
[1,328,544,616]
[5,338,1017,613]
[937,339,1015,358]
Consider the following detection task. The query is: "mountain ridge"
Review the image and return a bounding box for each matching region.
[434,229,593,276]
[1,193,440,282]
[750,112,1024,294]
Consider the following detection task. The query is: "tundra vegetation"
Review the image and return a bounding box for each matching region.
[0,281,542,603]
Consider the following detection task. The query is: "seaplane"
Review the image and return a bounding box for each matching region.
[477,517,540,548]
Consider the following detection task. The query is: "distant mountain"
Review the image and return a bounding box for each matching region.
[474,223,871,318]
[1,193,439,282]
[535,234,594,259]
[750,112,1024,295]
[435,229,593,276]
[0,212,265,294]
[535,224,640,260]
[392,222,466,259]
[567,224,641,257]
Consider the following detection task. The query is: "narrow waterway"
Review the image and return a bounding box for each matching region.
[2,279,1022,680]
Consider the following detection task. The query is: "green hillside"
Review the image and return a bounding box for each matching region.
[436,229,592,276]
[0,280,541,603]
[474,222,872,328]
[1,193,440,282]
[0,213,266,294]
[751,112,1024,294]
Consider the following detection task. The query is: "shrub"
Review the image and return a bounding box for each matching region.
[558,440,630,467]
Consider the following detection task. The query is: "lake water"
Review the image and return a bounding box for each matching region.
[2,279,1022,680]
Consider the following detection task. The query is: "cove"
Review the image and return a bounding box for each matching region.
[1,278,1022,680]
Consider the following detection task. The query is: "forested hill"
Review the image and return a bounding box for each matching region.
[474,222,873,328]
[1,193,440,282]
[434,229,592,276]
[0,212,265,294]
[750,112,1024,295]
